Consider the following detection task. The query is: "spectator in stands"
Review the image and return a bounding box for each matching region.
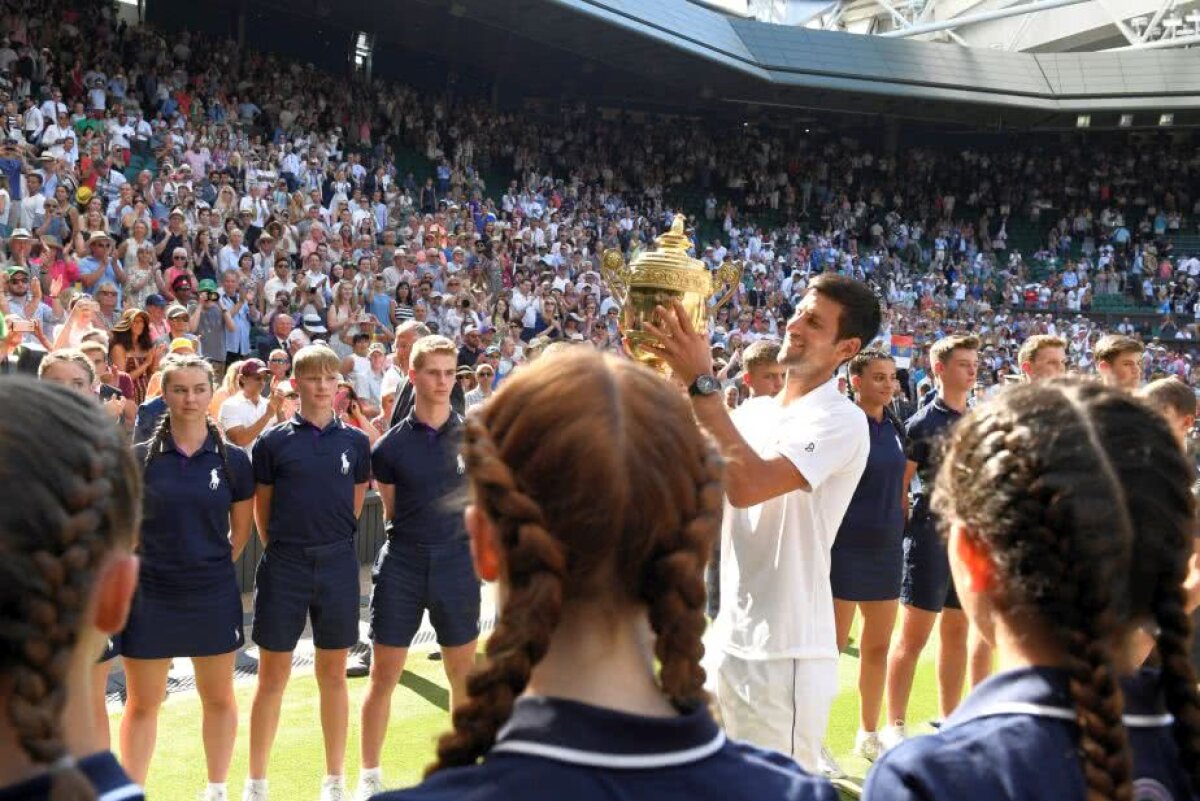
[1095,334,1145,392]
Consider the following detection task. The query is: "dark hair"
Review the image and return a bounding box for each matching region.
[807,273,881,349]
[848,348,894,378]
[934,380,1198,800]
[428,350,723,773]
[0,378,141,801]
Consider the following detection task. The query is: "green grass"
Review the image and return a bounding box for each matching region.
[117,631,942,799]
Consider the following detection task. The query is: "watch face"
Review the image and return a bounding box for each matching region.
[696,375,720,395]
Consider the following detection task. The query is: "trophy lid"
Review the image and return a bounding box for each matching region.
[628,214,711,296]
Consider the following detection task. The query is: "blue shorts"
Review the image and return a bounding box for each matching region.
[900,518,960,613]
[369,537,480,648]
[831,544,903,602]
[252,540,360,652]
[122,571,243,659]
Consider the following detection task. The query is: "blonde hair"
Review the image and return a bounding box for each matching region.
[411,335,458,370]
[1018,334,1067,368]
[293,344,342,377]
[930,334,980,366]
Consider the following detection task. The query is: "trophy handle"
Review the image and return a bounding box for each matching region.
[710,260,743,315]
[601,249,631,307]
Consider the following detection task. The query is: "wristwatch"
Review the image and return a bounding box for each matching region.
[688,374,721,398]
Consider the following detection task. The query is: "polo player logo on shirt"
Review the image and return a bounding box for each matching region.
[804,442,816,453]
[209,468,220,490]
[340,451,350,475]
[457,454,466,475]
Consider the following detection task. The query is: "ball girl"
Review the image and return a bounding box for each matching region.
[0,377,144,801]
[865,380,1200,800]
[376,350,838,801]
[120,354,255,801]
[831,350,909,761]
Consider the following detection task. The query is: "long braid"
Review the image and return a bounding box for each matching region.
[640,444,723,709]
[143,410,173,468]
[935,382,1135,801]
[428,416,568,773]
[0,379,141,801]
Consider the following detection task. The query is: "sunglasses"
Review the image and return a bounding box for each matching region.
[7,274,27,282]
[174,255,187,261]
[96,290,117,296]
[269,358,289,364]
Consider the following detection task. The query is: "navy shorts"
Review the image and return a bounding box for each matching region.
[369,537,480,648]
[99,634,122,663]
[252,540,360,652]
[831,544,903,602]
[122,571,244,660]
[900,519,960,613]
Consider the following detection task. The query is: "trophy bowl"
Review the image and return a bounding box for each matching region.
[601,214,742,374]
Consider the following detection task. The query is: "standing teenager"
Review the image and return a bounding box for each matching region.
[120,355,254,801]
[866,380,1200,801]
[0,378,144,801]
[355,336,478,800]
[374,349,838,801]
[243,345,371,801]
[883,334,980,748]
[645,272,881,773]
[831,350,908,761]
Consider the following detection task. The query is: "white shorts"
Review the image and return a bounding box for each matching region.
[715,653,838,773]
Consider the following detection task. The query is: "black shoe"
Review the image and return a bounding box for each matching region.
[346,648,372,678]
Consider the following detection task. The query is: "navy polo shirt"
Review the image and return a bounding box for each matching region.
[864,666,1194,801]
[251,414,371,547]
[905,396,962,522]
[375,696,838,801]
[371,410,467,547]
[836,413,907,549]
[134,433,254,588]
[0,751,143,801]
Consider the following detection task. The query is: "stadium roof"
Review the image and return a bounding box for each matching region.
[192,0,1200,128]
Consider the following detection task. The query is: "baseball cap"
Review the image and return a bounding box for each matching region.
[197,279,219,293]
[9,228,32,241]
[238,359,267,377]
[166,303,189,319]
[144,294,166,308]
[484,345,500,356]
[5,264,29,277]
[368,342,386,356]
[169,337,195,353]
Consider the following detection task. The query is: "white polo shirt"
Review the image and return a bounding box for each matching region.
[712,377,868,662]
[218,392,269,447]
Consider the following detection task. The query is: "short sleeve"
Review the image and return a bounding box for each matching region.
[370,431,398,486]
[217,397,240,431]
[353,429,371,483]
[904,415,930,465]
[226,446,255,502]
[251,430,275,485]
[775,408,867,491]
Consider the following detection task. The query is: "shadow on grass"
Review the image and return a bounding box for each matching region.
[400,670,450,711]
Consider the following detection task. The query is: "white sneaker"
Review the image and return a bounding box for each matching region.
[319,777,346,801]
[354,774,385,801]
[241,782,268,801]
[854,729,883,761]
[879,721,908,751]
[817,745,846,779]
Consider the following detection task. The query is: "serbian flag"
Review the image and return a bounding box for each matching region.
[892,334,914,369]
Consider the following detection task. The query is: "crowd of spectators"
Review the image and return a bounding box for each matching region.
[2,0,1200,427]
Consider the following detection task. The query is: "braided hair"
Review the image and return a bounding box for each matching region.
[427,349,724,773]
[933,380,1142,801]
[0,378,141,801]
[143,354,232,482]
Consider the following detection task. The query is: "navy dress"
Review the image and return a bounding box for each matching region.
[830,412,907,602]
[122,434,254,659]
[863,667,1196,801]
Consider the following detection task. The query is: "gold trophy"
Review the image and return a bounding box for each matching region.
[601,214,742,374]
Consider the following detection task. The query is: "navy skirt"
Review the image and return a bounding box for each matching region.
[121,571,244,660]
[830,544,903,602]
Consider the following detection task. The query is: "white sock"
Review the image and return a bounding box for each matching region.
[324,775,346,787]
[206,783,227,799]
[246,779,267,790]
[359,767,382,784]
